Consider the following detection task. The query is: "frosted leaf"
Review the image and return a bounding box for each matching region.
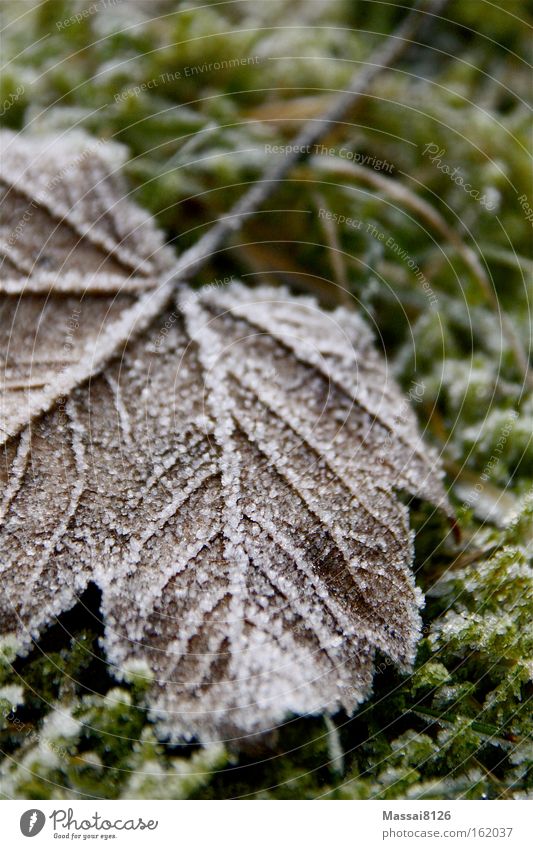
[0,129,174,438]
[0,132,449,742]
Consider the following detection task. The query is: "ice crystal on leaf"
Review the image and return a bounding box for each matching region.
[0,132,448,741]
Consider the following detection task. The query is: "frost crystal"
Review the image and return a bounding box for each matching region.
[0,132,448,741]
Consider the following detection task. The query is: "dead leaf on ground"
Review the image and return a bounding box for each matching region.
[0,132,448,741]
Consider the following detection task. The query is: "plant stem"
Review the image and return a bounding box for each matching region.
[170,0,450,282]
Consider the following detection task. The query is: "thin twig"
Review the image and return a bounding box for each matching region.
[171,0,449,282]
[1,0,449,445]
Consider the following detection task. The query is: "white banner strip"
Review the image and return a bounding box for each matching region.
[2,799,530,848]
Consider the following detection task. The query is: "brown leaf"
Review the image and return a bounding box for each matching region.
[0,132,448,741]
[0,130,174,439]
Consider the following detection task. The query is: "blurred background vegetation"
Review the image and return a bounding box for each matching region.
[0,0,531,799]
